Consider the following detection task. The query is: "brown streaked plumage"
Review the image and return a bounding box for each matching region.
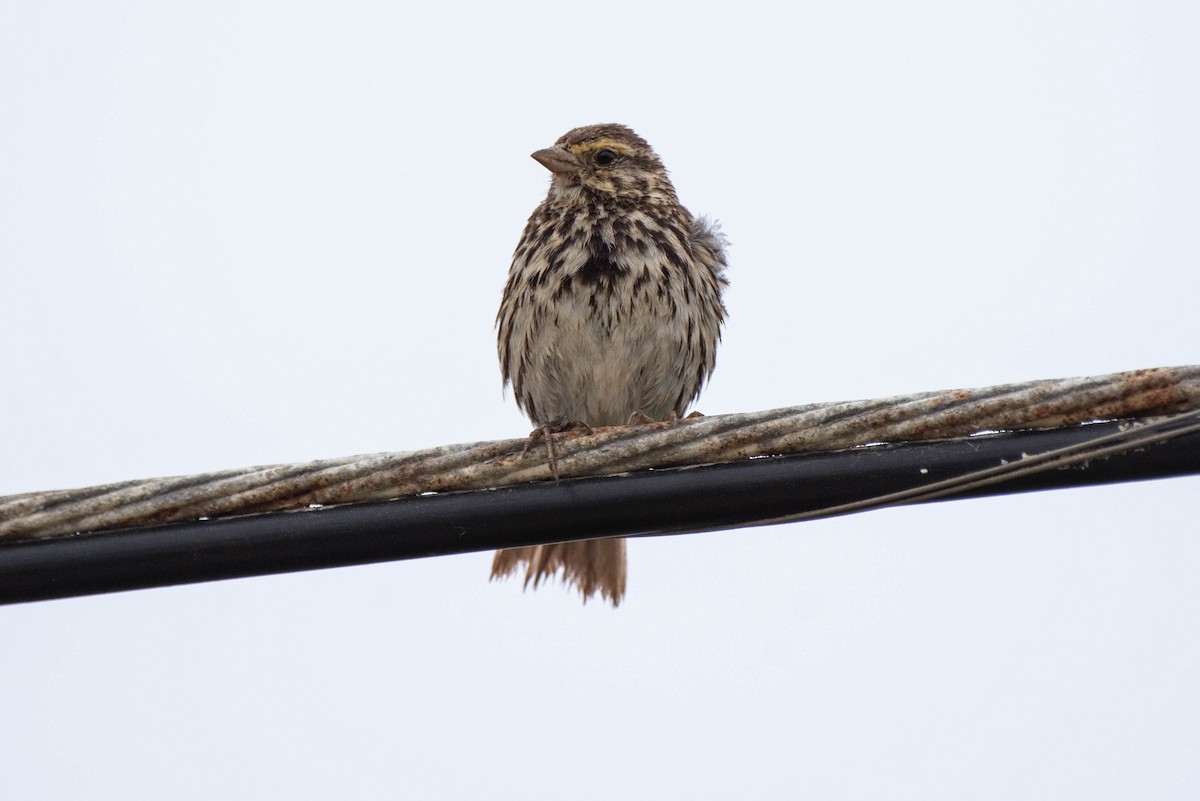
[492,123,729,606]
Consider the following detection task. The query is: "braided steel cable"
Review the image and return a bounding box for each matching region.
[2,365,1197,543]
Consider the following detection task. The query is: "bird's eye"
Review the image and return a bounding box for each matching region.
[594,148,617,166]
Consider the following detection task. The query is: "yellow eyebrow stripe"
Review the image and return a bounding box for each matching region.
[568,139,635,156]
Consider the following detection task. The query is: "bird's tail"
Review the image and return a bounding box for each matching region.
[491,538,626,607]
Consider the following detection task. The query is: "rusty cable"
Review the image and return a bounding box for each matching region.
[1,365,1197,543]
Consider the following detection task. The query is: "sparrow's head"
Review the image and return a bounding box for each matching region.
[532,123,677,202]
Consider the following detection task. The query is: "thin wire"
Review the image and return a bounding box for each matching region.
[765,410,1200,525]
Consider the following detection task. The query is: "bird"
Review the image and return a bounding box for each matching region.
[492,123,729,606]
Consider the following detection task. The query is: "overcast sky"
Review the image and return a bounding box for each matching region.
[2,2,1198,798]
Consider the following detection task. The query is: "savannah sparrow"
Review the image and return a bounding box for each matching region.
[492,123,729,606]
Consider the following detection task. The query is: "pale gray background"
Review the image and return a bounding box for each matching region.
[2,2,1198,798]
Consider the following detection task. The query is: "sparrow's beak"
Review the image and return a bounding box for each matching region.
[531,146,580,175]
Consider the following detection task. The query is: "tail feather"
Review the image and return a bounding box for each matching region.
[491,539,626,607]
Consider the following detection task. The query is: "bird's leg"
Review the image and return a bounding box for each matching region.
[626,410,657,426]
[522,420,592,479]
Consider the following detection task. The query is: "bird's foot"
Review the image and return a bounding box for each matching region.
[522,420,592,479]
[665,410,706,427]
